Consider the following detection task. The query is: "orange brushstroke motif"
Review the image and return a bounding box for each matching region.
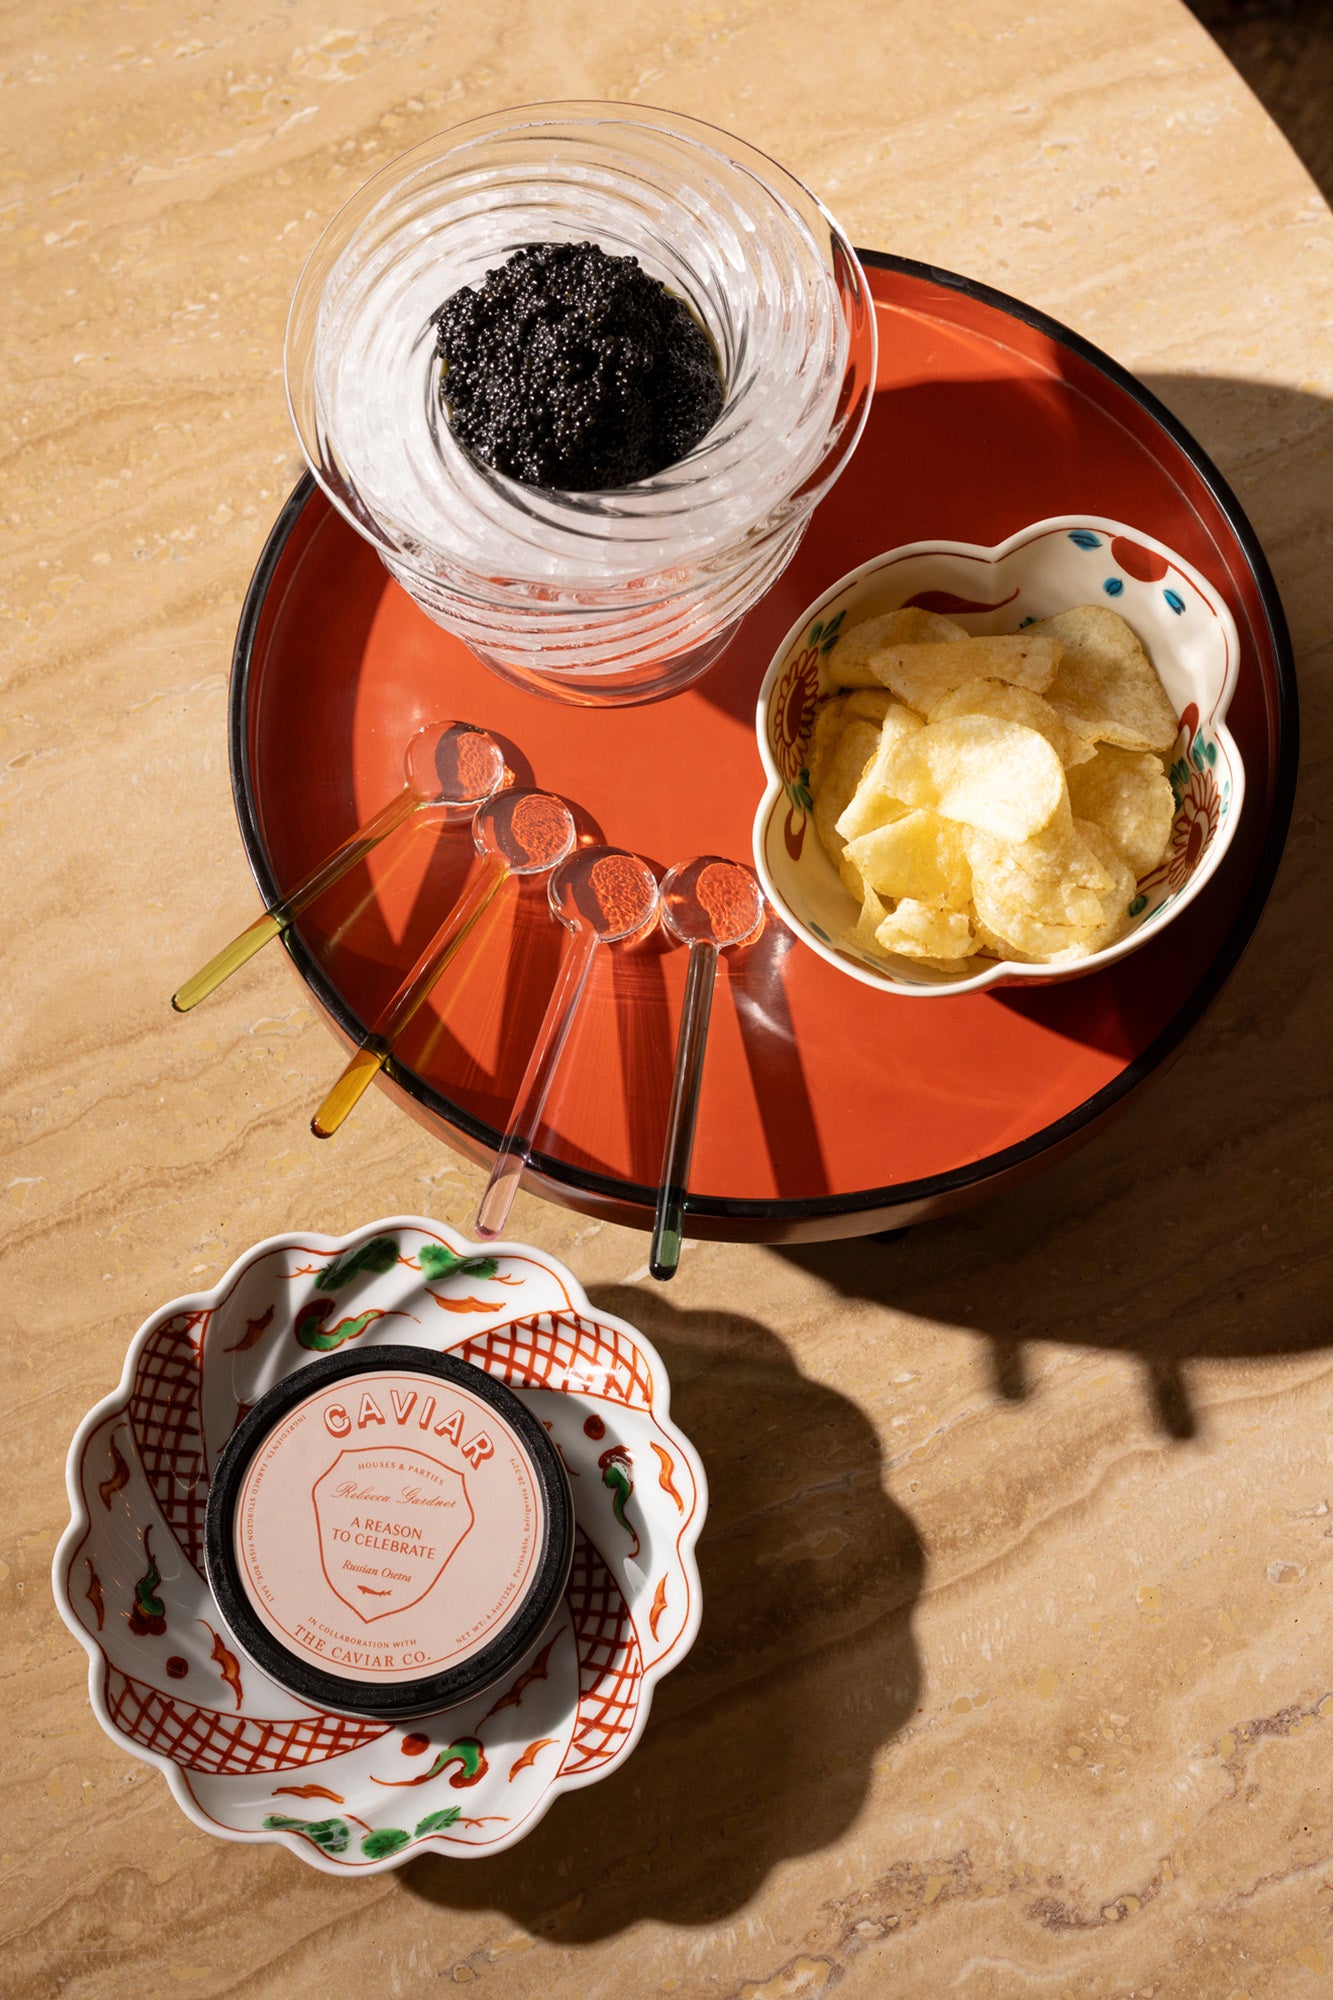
[199,1620,244,1709]
[84,1559,105,1631]
[271,1784,344,1803]
[508,1738,556,1781]
[651,1442,685,1513]
[428,1293,504,1314]
[649,1575,669,1639]
[225,1303,275,1353]
[479,1636,557,1722]
[98,1433,131,1509]
[371,1737,486,1788]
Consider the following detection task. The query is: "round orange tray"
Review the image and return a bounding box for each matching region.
[231,253,1296,1242]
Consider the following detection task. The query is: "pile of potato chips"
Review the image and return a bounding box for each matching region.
[809,604,1180,968]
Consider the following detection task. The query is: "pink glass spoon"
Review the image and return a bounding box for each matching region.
[311,789,577,1138]
[650,857,765,1281]
[173,721,506,1011]
[474,847,661,1240]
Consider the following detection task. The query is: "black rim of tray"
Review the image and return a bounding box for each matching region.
[229,249,1300,1228]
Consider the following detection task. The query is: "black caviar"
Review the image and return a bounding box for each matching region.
[432,241,724,491]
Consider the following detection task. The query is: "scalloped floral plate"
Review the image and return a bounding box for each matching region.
[755,516,1245,995]
[53,1219,705,1874]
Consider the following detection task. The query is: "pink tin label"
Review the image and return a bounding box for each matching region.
[234,1368,544,1684]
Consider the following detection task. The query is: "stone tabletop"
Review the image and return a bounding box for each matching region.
[4,0,1332,1993]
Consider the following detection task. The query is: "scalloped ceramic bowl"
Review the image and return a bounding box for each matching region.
[753,516,1244,996]
[53,1218,705,1874]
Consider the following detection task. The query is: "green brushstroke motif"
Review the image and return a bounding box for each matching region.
[419,1243,499,1282]
[263,1815,351,1855]
[294,1298,392,1352]
[315,1236,401,1292]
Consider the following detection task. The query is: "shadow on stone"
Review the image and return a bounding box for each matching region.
[401,1290,924,1938]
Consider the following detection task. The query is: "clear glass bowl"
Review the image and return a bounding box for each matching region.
[285,102,877,706]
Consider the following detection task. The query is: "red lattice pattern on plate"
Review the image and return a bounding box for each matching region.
[127,1310,210,1571]
[104,1666,387,1774]
[456,1311,654,1409]
[560,1530,643,1777]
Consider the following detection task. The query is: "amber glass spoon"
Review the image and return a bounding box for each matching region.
[650,858,765,1281]
[474,847,661,1240]
[172,721,506,1012]
[311,789,577,1138]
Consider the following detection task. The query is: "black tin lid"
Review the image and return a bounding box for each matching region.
[204,1346,573,1719]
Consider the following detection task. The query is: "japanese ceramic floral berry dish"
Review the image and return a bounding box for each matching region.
[754,516,1244,996]
[53,1218,705,1873]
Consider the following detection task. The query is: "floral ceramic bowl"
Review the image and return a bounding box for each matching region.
[53,1219,705,1874]
[753,516,1244,995]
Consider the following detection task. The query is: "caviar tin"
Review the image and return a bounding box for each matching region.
[204,1346,573,1721]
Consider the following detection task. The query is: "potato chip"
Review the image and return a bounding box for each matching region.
[802,604,1180,970]
[965,813,1136,960]
[877,714,1068,843]
[812,718,881,866]
[1074,819,1137,952]
[844,809,972,909]
[843,688,897,724]
[848,882,891,956]
[873,898,975,963]
[928,676,1095,768]
[867,634,1061,714]
[833,701,922,843]
[824,607,968,689]
[806,695,849,796]
[965,822,1104,935]
[1067,743,1176,878]
[1032,606,1178,753]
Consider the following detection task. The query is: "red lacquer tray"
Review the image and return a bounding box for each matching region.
[231,253,1296,1242]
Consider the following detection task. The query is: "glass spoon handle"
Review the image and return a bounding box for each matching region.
[311,853,509,1139]
[172,786,421,1012]
[650,937,719,1281]
[475,923,601,1240]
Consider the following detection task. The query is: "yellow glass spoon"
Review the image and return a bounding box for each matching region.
[171,721,506,1012]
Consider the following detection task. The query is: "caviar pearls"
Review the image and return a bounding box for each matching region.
[433,241,724,492]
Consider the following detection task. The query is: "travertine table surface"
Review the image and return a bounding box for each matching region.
[4,1,1331,1993]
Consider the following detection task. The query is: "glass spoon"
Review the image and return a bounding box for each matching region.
[172,721,507,1012]
[310,789,577,1139]
[474,847,661,1240]
[650,857,765,1281]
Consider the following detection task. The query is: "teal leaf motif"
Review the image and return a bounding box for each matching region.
[316,1237,400,1291]
[263,1814,351,1855]
[819,609,846,652]
[809,619,824,643]
[361,1827,411,1860]
[419,1243,499,1282]
[414,1808,463,1838]
[1128,893,1148,917]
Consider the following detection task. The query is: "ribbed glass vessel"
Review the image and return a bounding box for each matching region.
[286,102,877,705]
